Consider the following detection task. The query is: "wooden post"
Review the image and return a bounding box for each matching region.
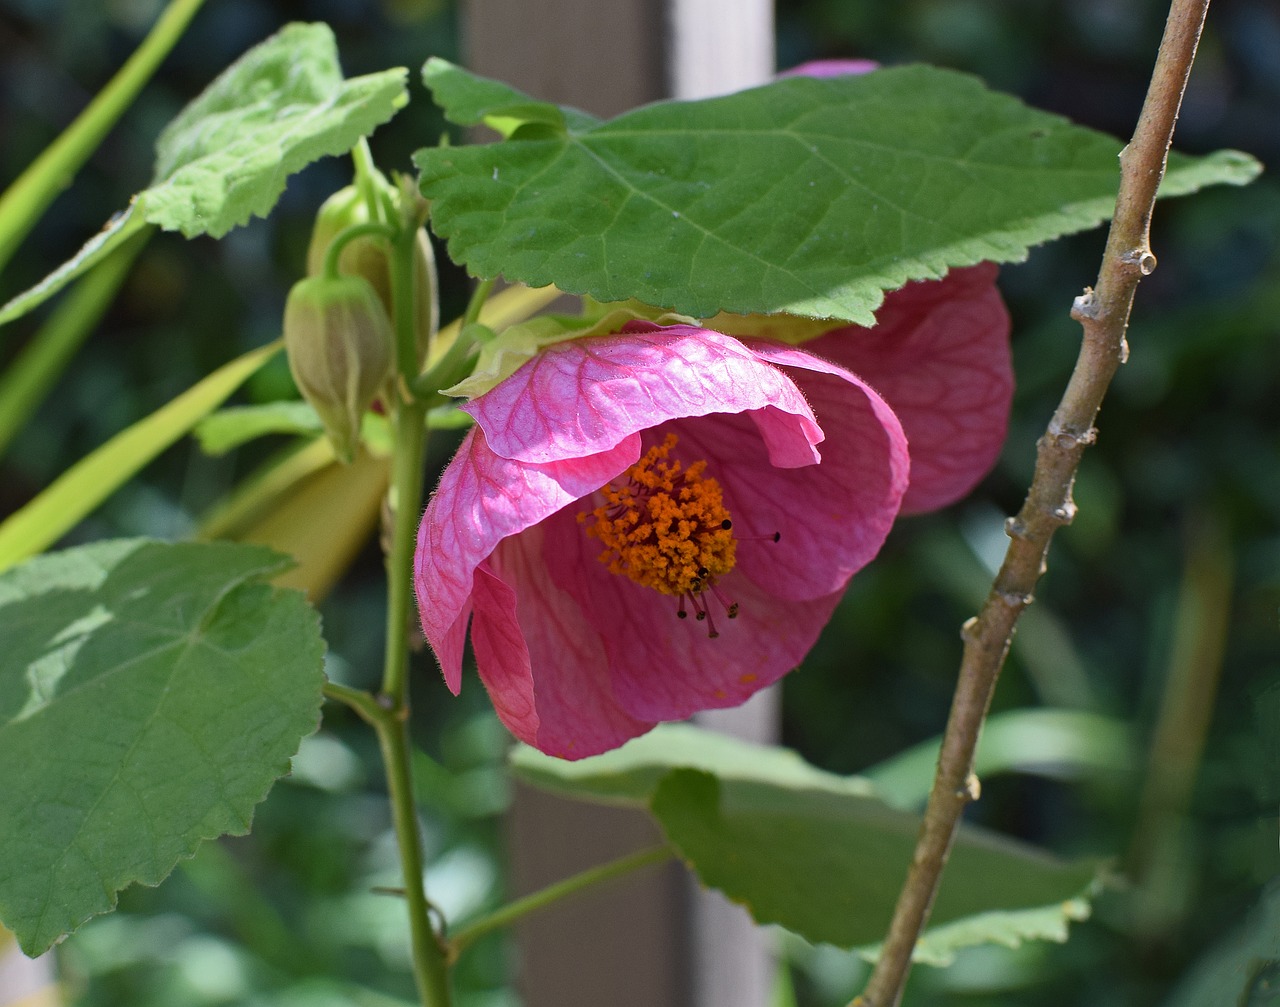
[462,2,777,1003]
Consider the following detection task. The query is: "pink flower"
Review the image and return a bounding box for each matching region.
[722,263,1013,515]
[414,297,1008,758]
[779,58,881,78]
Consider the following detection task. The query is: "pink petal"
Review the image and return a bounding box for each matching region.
[468,566,539,742]
[414,426,639,688]
[666,361,906,600]
[779,59,880,78]
[467,327,822,466]
[803,264,1012,514]
[538,491,848,723]
[487,525,654,758]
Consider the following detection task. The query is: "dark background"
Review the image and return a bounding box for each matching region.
[1,0,1276,1004]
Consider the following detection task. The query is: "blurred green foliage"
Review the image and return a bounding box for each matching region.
[0,0,1276,1005]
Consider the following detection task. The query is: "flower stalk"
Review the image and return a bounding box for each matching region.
[447,845,674,958]
[321,161,452,1003]
[852,1,1213,1004]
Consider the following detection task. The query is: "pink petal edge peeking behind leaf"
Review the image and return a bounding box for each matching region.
[803,263,1012,514]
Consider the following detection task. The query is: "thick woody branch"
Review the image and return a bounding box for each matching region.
[851,2,1212,1005]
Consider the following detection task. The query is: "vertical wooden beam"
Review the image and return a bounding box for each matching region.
[461,2,777,1004]
[461,0,665,118]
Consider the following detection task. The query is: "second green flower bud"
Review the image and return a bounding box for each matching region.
[283,274,395,463]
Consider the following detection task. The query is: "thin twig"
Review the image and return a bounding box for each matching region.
[447,845,674,958]
[852,2,1213,1004]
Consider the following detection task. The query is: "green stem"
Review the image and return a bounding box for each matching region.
[322,680,384,725]
[322,677,452,1005]
[320,222,396,280]
[377,708,452,1005]
[374,212,448,999]
[388,227,424,386]
[0,0,206,273]
[382,400,428,702]
[351,140,385,220]
[448,845,674,957]
[461,278,495,329]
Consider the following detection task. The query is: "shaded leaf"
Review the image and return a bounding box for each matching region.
[653,769,1101,958]
[509,722,878,805]
[0,539,325,956]
[863,708,1136,809]
[417,60,1259,324]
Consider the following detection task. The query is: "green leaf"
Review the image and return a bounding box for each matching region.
[195,401,326,455]
[416,61,1260,324]
[0,341,281,572]
[0,211,151,328]
[903,901,1092,967]
[194,401,469,456]
[863,708,1136,809]
[0,23,408,327]
[509,722,879,805]
[0,538,326,956]
[653,769,1101,960]
[145,22,407,238]
[421,56,584,137]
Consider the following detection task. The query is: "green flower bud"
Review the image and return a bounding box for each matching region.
[283,274,394,463]
[306,181,437,373]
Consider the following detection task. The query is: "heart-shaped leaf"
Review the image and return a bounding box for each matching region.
[0,539,326,956]
[417,59,1258,324]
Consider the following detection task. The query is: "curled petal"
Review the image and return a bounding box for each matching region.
[415,426,639,689]
[713,343,909,597]
[467,326,822,465]
[805,264,1012,513]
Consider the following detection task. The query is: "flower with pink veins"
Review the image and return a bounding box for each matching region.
[414,301,1009,759]
[717,262,1013,515]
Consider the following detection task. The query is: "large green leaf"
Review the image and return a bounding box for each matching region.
[416,59,1259,324]
[513,725,1103,962]
[653,769,1099,961]
[0,22,408,327]
[0,539,325,956]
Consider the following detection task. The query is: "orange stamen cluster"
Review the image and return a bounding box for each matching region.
[579,433,737,600]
